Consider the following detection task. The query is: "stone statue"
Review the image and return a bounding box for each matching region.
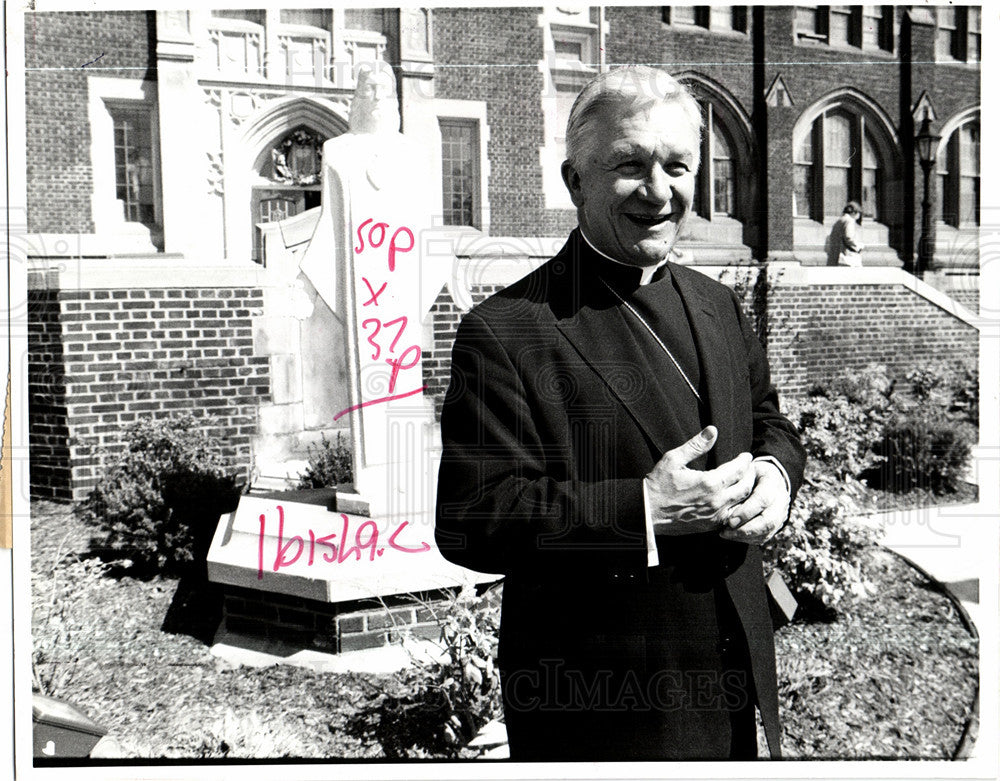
[298,62,442,519]
[347,66,401,135]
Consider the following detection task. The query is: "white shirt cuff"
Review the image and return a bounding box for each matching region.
[753,455,791,494]
[641,476,660,568]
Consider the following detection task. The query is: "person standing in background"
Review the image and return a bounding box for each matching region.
[829,201,864,267]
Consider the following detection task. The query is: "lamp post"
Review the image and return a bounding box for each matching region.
[915,115,940,278]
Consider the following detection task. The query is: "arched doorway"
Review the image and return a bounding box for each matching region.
[250,125,326,265]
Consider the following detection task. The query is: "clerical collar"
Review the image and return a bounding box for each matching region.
[579,230,668,286]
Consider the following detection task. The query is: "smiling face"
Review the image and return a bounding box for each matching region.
[562,100,699,268]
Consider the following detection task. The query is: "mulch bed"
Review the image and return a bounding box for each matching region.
[775,547,978,758]
[30,500,977,761]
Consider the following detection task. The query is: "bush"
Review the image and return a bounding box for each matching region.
[784,364,895,481]
[353,585,503,758]
[76,416,243,575]
[871,410,975,494]
[824,363,897,412]
[296,433,353,489]
[765,470,884,614]
[952,361,979,425]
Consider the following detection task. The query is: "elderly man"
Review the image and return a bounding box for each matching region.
[435,66,805,761]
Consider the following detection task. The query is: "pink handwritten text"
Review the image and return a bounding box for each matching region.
[257,504,431,579]
[336,216,423,421]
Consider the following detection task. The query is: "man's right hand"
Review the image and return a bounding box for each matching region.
[645,426,756,536]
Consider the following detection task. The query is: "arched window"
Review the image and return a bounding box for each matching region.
[693,103,739,220]
[936,116,980,228]
[794,106,886,222]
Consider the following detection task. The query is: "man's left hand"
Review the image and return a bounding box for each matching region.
[719,459,790,544]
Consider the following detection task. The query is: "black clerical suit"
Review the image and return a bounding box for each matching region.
[435,230,805,760]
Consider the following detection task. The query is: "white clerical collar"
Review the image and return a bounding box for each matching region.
[579,230,668,286]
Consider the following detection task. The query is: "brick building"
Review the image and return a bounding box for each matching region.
[24,6,981,500]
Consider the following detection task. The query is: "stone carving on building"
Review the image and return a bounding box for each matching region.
[206,151,224,195]
[764,74,794,107]
[400,8,432,60]
[269,128,323,185]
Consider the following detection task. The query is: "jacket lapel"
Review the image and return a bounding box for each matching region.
[663,266,739,467]
[548,237,741,464]
[554,298,679,456]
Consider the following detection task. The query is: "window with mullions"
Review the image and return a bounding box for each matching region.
[108,104,157,228]
[936,6,981,63]
[796,5,893,51]
[937,119,980,227]
[693,105,737,219]
[661,6,747,33]
[794,108,884,221]
[440,119,480,228]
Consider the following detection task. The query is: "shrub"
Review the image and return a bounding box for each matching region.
[296,433,353,489]
[905,358,979,425]
[784,365,895,481]
[871,410,975,494]
[824,363,897,412]
[765,470,884,614]
[951,361,979,425]
[76,416,243,575]
[353,585,503,758]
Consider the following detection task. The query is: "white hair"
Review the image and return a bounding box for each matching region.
[565,65,703,167]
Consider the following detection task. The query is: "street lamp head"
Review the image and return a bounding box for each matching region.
[915,114,941,167]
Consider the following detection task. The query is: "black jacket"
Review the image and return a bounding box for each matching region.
[435,232,805,758]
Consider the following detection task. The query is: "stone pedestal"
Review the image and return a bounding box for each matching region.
[206,493,499,654]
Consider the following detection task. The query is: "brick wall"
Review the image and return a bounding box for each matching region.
[25,11,155,234]
[422,269,979,413]
[422,283,505,419]
[433,7,577,237]
[28,287,72,499]
[947,288,979,315]
[28,278,271,500]
[222,585,453,653]
[606,6,755,106]
[768,282,978,397]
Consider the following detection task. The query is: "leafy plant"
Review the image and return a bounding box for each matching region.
[76,415,243,575]
[349,585,503,758]
[951,360,979,425]
[296,432,354,489]
[906,359,979,426]
[871,410,975,494]
[768,365,899,614]
[765,469,884,614]
[784,365,896,482]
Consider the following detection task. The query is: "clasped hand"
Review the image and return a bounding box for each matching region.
[644,426,789,544]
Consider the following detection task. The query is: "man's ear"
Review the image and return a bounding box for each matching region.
[561,160,585,208]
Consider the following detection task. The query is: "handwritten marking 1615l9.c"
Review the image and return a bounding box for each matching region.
[257,504,431,579]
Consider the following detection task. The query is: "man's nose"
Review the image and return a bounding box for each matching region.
[638,167,672,204]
